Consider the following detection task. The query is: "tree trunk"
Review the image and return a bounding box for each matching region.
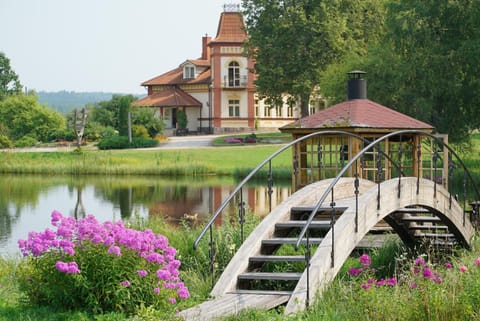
[300,93,310,118]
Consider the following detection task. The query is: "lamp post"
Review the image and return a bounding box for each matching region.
[208,83,213,134]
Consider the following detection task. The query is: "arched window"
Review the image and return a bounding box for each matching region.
[228,61,240,87]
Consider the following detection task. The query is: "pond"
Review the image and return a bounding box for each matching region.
[0,174,292,256]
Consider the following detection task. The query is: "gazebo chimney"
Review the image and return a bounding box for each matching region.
[347,70,367,100]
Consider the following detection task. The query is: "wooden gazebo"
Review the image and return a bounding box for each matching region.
[280,71,448,191]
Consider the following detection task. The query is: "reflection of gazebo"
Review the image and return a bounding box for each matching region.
[280,71,448,191]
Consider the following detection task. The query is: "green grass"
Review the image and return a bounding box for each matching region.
[0,145,292,177]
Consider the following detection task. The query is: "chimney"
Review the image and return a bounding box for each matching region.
[347,70,367,100]
[202,35,211,60]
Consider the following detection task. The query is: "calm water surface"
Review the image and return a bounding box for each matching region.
[0,174,291,255]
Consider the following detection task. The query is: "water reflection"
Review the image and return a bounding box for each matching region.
[0,174,291,255]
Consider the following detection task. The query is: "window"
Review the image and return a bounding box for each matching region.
[264,106,271,117]
[275,105,282,117]
[287,105,294,117]
[184,65,195,79]
[228,99,240,117]
[228,61,240,87]
[255,99,259,117]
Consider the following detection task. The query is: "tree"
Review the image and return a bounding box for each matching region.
[242,0,385,117]
[0,95,65,141]
[131,108,164,138]
[0,52,22,100]
[118,96,130,137]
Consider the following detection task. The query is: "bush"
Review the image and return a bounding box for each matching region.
[97,136,158,150]
[0,134,13,148]
[17,211,190,315]
[14,135,38,148]
[132,124,150,139]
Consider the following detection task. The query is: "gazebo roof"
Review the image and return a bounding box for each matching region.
[281,99,433,132]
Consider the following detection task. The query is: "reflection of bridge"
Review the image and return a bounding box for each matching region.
[180,130,479,321]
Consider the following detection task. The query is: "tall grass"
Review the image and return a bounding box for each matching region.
[0,146,291,177]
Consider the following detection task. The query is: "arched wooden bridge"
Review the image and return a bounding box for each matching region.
[180,131,479,321]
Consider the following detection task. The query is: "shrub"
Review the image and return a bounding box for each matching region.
[14,135,38,148]
[0,134,13,148]
[132,124,150,139]
[97,136,158,150]
[17,211,189,315]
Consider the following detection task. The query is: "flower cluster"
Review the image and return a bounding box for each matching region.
[348,253,480,291]
[18,210,189,312]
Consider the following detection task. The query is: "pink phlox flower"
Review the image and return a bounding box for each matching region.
[387,277,397,286]
[146,252,164,264]
[414,257,426,266]
[169,297,177,304]
[51,210,63,226]
[137,270,148,277]
[155,235,169,250]
[423,267,433,279]
[359,254,371,267]
[475,257,480,266]
[413,267,421,274]
[164,246,177,261]
[367,278,375,284]
[55,261,80,274]
[376,278,386,287]
[157,269,170,281]
[444,262,453,269]
[361,283,371,290]
[459,265,468,273]
[108,245,121,257]
[120,280,131,287]
[153,287,161,295]
[348,267,362,276]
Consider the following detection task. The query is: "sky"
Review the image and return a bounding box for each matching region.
[0,0,235,94]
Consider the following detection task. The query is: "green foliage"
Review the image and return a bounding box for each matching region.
[132,124,150,139]
[118,96,130,136]
[0,134,13,148]
[0,52,22,100]
[176,110,187,129]
[132,108,164,138]
[14,135,37,148]
[0,94,66,142]
[242,0,386,117]
[97,135,158,150]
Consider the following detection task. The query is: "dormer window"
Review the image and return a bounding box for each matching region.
[184,65,195,79]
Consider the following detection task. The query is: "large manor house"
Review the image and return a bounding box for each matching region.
[133,5,324,135]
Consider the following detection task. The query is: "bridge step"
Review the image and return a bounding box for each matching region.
[415,233,455,238]
[262,237,324,246]
[408,225,449,230]
[395,207,431,214]
[238,272,302,281]
[249,255,306,263]
[230,290,293,296]
[275,220,331,230]
[290,206,347,220]
[401,216,442,223]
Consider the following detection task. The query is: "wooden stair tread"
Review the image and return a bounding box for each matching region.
[408,225,448,230]
[238,272,302,281]
[229,290,293,296]
[262,237,324,245]
[415,233,455,238]
[250,255,305,262]
[179,293,290,321]
[401,216,441,222]
[394,208,431,213]
[290,206,348,212]
[275,221,330,229]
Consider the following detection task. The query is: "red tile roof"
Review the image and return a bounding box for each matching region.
[210,12,248,43]
[141,65,211,86]
[282,99,434,130]
[132,87,202,107]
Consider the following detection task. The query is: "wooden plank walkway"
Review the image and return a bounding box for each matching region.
[179,293,290,321]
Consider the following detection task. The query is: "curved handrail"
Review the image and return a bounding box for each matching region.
[294,129,480,250]
[193,130,379,249]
